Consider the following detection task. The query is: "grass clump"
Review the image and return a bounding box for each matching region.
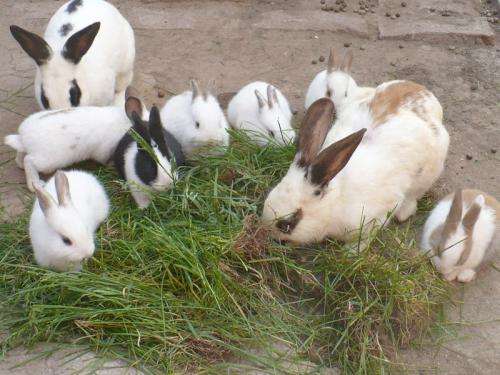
[0,132,448,373]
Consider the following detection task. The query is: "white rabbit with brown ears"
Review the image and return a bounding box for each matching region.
[421,189,499,282]
[262,92,449,244]
[10,0,135,110]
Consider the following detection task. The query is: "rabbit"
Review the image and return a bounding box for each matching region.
[10,0,135,110]
[4,95,146,192]
[160,80,229,157]
[227,81,295,146]
[421,189,499,283]
[261,91,449,244]
[113,105,186,209]
[30,170,110,272]
[305,48,375,113]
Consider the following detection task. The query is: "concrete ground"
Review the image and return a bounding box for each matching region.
[0,0,499,373]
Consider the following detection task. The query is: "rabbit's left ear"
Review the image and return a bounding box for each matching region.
[55,171,72,207]
[33,182,56,216]
[62,22,100,64]
[125,96,143,120]
[462,198,483,231]
[438,190,463,255]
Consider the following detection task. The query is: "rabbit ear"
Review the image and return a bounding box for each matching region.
[125,96,143,120]
[456,197,482,266]
[62,22,100,64]
[296,98,336,168]
[327,47,337,73]
[131,112,151,144]
[266,85,275,108]
[190,79,201,100]
[33,182,56,216]
[309,128,366,187]
[255,90,266,109]
[149,105,171,157]
[438,189,463,255]
[206,79,216,98]
[340,50,353,73]
[54,171,72,207]
[10,25,52,66]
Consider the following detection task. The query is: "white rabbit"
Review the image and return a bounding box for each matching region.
[10,0,135,110]
[113,105,186,209]
[4,95,146,192]
[305,48,374,113]
[421,189,499,283]
[227,81,295,146]
[160,80,229,157]
[262,84,449,244]
[30,170,110,272]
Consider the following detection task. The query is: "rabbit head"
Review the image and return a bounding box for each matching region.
[10,22,101,110]
[262,98,366,243]
[188,79,229,153]
[324,48,358,111]
[254,85,295,145]
[33,171,95,263]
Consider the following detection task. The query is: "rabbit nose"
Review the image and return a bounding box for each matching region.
[276,209,303,234]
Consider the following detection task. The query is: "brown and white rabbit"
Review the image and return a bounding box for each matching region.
[421,189,499,282]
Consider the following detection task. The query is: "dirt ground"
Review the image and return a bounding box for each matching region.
[0,0,498,374]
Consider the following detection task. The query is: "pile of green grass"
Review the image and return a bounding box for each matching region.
[0,132,449,373]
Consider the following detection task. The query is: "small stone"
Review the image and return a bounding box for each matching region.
[359,9,366,15]
[292,110,298,115]
[442,10,451,17]
[320,0,325,4]
[391,14,396,19]
[157,88,166,98]
[470,82,478,91]
[370,9,375,13]
[319,55,325,62]
[359,46,365,50]
[386,12,391,17]
[344,42,351,47]
[491,148,497,154]
[466,154,473,160]
[449,45,456,51]
[396,13,400,17]
[390,62,397,67]
[401,1,407,7]
[312,60,318,65]
[429,7,435,12]
[334,8,339,12]
[399,44,404,49]
[321,5,328,11]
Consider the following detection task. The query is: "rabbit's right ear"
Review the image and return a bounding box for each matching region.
[327,47,337,74]
[33,182,56,216]
[255,90,266,109]
[125,96,143,120]
[55,171,72,207]
[190,79,201,100]
[10,25,52,66]
[62,22,100,64]
[438,189,463,255]
[296,98,336,168]
[131,113,151,144]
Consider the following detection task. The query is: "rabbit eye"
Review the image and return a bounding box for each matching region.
[61,236,72,246]
[313,189,322,197]
[268,130,275,138]
[195,122,200,129]
[326,89,332,98]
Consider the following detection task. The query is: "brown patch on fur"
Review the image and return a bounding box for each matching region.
[437,189,463,256]
[457,202,482,266]
[297,98,336,168]
[369,81,428,128]
[462,189,500,219]
[233,214,272,259]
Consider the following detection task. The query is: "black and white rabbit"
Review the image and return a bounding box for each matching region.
[114,105,186,209]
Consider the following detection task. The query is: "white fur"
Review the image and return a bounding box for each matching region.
[29,170,109,272]
[32,0,134,109]
[263,79,449,244]
[227,81,295,146]
[122,142,176,209]
[4,106,140,190]
[160,90,229,157]
[421,194,497,283]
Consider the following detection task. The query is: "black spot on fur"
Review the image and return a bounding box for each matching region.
[135,151,158,185]
[69,79,81,107]
[59,23,73,37]
[40,86,50,109]
[66,0,83,13]
[276,209,303,234]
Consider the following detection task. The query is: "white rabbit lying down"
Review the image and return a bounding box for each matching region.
[30,170,110,272]
[421,189,499,283]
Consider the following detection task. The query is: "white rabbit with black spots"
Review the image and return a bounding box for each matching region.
[421,189,499,283]
[10,0,135,110]
[227,81,295,146]
[30,170,109,272]
[160,80,229,157]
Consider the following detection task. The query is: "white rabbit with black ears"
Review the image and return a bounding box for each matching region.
[114,104,186,209]
[160,80,229,157]
[227,81,295,146]
[30,170,110,272]
[10,0,135,110]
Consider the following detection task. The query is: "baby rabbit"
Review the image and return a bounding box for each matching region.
[30,170,110,272]
[114,105,186,209]
[10,0,135,109]
[262,93,449,244]
[160,80,229,157]
[4,95,145,192]
[305,48,374,113]
[227,81,295,146]
[421,189,499,283]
